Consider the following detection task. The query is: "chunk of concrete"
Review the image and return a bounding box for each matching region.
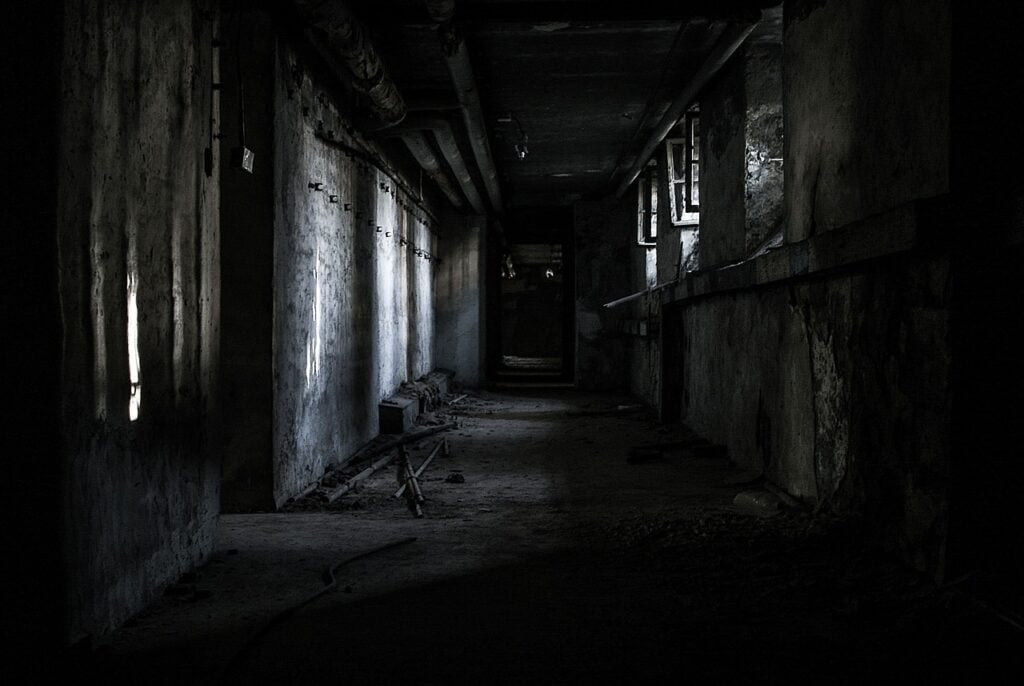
[379,396,418,434]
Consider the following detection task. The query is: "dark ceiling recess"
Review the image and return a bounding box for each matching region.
[335,0,781,210]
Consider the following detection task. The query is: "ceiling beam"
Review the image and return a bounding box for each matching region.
[382,115,488,215]
[614,19,758,198]
[427,0,504,213]
[399,131,467,211]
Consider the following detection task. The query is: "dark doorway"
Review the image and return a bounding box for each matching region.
[500,242,565,374]
[490,209,575,384]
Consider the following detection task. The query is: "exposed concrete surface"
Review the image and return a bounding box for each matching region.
[700,52,746,268]
[272,40,437,507]
[57,0,220,641]
[676,254,952,572]
[666,0,954,577]
[700,43,783,268]
[784,0,950,242]
[743,43,784,252]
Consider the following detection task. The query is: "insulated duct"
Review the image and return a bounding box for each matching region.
[425,0,503,213]
[294,0,407,126]
[400,131,466,211]
[385,115,487,215]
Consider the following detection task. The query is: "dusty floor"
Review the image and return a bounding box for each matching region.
[78,390,1021,684]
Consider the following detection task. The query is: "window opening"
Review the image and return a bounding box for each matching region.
[666,110,700,226]
[637,164,658,246]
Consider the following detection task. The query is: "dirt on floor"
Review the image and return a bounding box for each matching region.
[74,390,1022,684]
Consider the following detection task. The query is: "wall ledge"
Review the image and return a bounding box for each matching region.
[666,195,951,305]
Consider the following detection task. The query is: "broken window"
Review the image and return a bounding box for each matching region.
[637,164,658,246]
[666,111,700,226]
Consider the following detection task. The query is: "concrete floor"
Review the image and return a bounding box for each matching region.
[80,391,1021,684]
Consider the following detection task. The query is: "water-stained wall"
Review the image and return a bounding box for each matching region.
[435,214,486,388]
[270,41,437,507]
[661,0,953,575]
[57,0,220,641]
[784,0,950,241]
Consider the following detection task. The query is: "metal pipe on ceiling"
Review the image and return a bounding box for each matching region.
[399,131,466,211]
[383,116,487,215]
[294,0,407,126]
[614,19,759,199]
[425,0,504,214]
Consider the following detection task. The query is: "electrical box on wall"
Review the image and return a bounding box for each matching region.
[230,146,255,173]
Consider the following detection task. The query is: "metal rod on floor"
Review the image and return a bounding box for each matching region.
[393,437,447,499]
[218,536,418,682]
[325,449,396,503]
[402,446,426,505]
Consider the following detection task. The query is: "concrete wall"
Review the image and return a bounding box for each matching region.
[700,54,746,268]
[57,0,220,640]
[5,0,67,666]
[656,0,954,574]
[271,40,437,506]
[700,44,784,267]
[784,0,950,241]
[435,214,485,388]
[574,198,633,390]
[678,256,951,570]
[743,44,784,251]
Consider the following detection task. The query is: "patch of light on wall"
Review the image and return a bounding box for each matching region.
[306,243,323,385]
[127,269,142,422]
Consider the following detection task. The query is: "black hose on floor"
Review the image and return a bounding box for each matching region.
[219,536,418,682]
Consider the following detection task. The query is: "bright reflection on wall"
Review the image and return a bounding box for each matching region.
[305,243,323,385]
[127,269,142,421]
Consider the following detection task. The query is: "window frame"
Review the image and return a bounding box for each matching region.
[636,164,658,246]
[666,111,700,226]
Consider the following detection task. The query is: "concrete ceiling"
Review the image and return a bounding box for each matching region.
[346,0,779,209]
